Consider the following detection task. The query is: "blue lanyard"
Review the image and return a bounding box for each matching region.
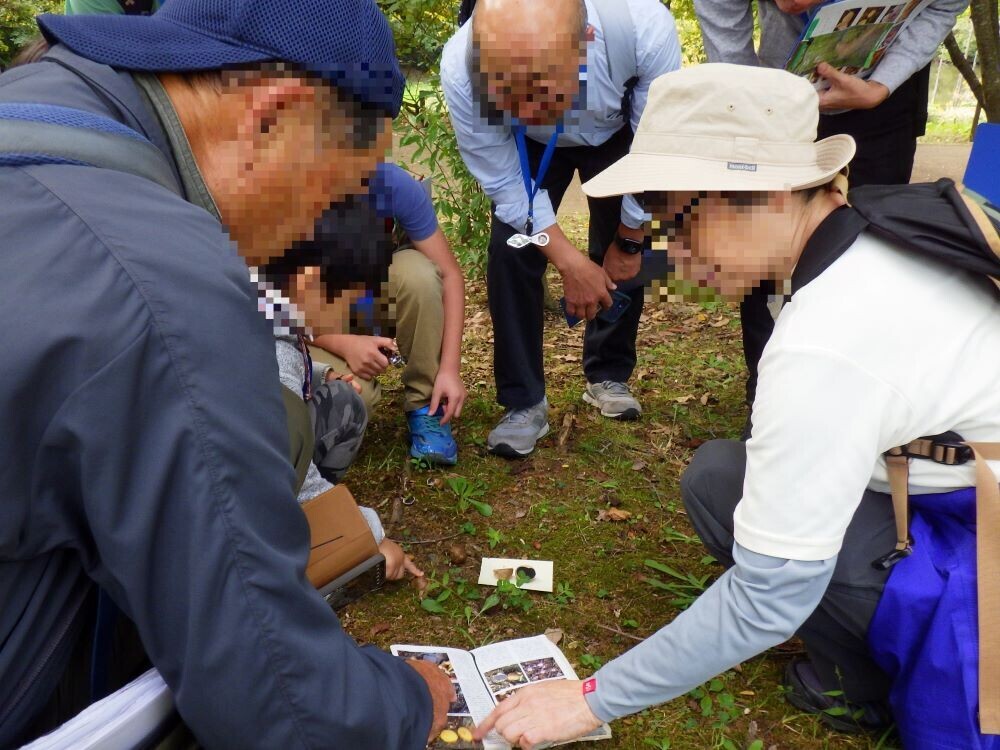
[513,122,563,235]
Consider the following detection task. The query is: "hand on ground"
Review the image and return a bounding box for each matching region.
[474,680,603,749]
[430,370,467,424]
[379,539,423,580]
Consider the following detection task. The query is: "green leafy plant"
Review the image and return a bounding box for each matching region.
[552,581,576,605]
[0,0,61,67]
[446,476,492,517]
[397,78,492,276]
[643,559,711,610]
[485,527,503,549]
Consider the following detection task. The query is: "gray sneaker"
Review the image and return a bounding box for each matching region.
[583,381,642,420]
[487,399,550,458]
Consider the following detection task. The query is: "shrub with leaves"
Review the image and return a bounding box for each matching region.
[0,0,61,69]
[397,77,493,276]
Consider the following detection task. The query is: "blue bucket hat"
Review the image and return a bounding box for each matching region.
[36,0,405,117]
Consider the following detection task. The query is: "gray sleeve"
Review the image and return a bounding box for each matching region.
[584,544,835,722]
[694,0,760,64]
[868,0,968,93]
[274,336,306,395]
[360,507,386,545]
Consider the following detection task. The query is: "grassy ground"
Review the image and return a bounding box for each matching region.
[336,216,900,750]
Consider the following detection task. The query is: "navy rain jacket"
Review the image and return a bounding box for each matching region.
[0,46,431,749]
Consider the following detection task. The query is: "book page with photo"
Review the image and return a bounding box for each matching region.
[391,635,611,749]
[389,645,498,749]
[785,0,933,85]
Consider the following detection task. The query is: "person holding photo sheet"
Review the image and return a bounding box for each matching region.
[475,65,1000,750]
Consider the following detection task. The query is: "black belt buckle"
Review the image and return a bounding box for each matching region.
[871,544,913,571]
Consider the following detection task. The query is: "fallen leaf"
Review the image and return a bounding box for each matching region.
[699,393,710,406]
[631,460,647,472]
[514,508,528,519]
[369,622,391,638]
[674,395,694,404]
[544,628,564,645]
[558,412,576,449]
[597,508,632,522]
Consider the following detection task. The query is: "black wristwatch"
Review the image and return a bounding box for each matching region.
[614,232,643,255]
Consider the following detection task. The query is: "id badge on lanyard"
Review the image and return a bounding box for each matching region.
[508,122,563,248]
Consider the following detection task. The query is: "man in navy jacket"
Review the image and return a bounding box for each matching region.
[0,1,451,747]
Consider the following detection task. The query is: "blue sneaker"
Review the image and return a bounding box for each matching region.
[407,406,458,465]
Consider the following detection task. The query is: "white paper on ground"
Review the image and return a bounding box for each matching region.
[477,558,554,592]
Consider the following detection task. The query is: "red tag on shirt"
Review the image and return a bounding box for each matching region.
[582,678,597,695]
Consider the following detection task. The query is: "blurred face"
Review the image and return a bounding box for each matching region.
[190,73,392,267]
[647,191,798,300]
[290,266,365,336]
[476,38,583,126]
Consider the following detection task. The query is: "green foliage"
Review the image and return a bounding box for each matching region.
[379,0,455,72]
[643,558,711,609]
[446,475,493,516]
[0,0,61,68]
[664,0,708,66]
[397,77,493,276]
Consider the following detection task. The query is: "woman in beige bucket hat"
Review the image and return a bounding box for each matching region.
[474,64,1000,749]
[582,63,856,301]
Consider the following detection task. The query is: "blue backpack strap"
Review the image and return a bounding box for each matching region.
[0,102,182,196]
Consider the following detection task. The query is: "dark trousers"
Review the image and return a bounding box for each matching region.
[739,65,931,411]
[681,439,896,702]
[487,126,642,408]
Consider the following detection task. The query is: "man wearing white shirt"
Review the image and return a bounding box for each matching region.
[440,0,681,457]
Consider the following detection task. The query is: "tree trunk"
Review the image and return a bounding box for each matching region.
[970,0,1000,121]
[945,31,986,110]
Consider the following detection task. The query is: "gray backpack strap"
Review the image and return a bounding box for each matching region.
[0,116,182,196]
[590,0,638,93]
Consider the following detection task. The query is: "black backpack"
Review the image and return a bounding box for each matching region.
[792,179,1000,296]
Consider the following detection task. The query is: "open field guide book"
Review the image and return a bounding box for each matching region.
[786,0,933,86]
[391,635,611,749]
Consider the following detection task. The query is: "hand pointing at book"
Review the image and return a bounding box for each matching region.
[474,680,602,749]
[816,62,890,112]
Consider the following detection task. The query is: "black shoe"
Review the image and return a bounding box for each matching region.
[783,660,892,735]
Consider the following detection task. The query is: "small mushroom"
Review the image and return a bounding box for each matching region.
[448,543,467,565]
[493,567,514,581]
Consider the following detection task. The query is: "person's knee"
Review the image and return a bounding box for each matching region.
[390,249,442,306]
[680,439,746,527]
